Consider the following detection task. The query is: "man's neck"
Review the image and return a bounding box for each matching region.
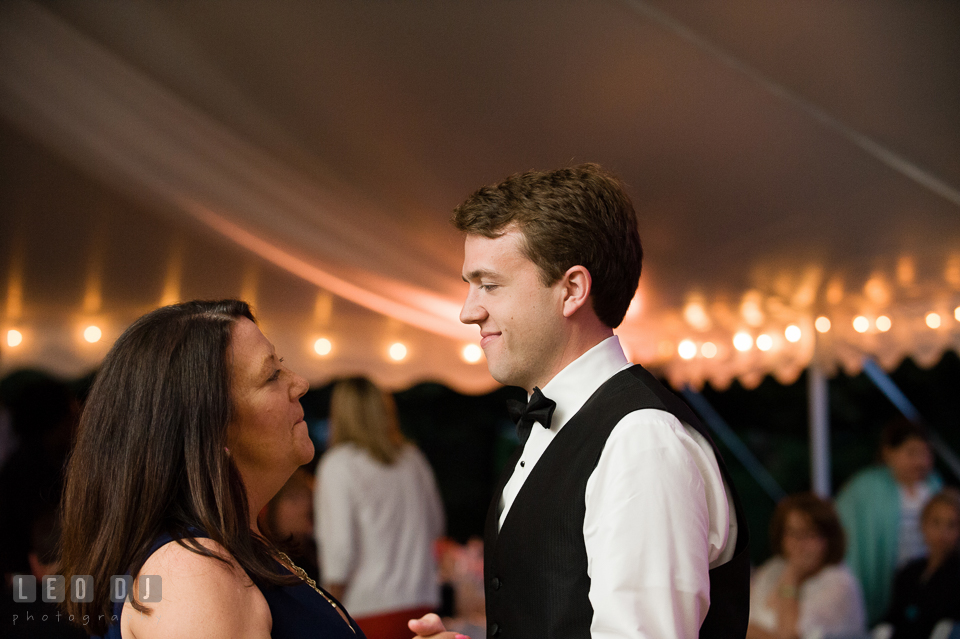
[528,327,615,393]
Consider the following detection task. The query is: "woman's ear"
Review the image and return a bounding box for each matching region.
[560,265,592,318]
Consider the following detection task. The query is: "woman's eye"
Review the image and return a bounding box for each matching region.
[267,358,285,381]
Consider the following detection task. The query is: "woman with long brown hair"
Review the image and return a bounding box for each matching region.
[315,376,444,639]
[60,300,363,639]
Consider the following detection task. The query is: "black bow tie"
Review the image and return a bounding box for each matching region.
[506,387,556,445]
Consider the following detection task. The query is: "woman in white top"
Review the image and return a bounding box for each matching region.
[315,376,445,639]
[748,492,865,639]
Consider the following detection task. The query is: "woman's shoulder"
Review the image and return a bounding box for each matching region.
[316,444,358,473]
[836,465,896,501]
[124,537,271,639]
[319,443,367,464]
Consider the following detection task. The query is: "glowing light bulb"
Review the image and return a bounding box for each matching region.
[756,334,773,351]
[314,338,332,356]
[701,342,717,358]
[815,316,831,333]
[683,302,710,330]
[853,316,869,333]
[876,316,892,332]
[388,342,407,361]
[955,306,960,322]
[678,340,697,360]
[462,344,483,363]
[7,329,23,347]
[733,332,753,352]
[84,325,102,343]
[784,325,801,343]
[926,313,941,329]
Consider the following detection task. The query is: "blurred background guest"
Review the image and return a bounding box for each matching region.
[0,504,87,638]
[315,376,444,639]
[747,492,865,639]
[835,418,941,624]
[263,468,320,583]
[879,488,960,639]
[0,373,77,584]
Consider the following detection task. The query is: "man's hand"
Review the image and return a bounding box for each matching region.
[407,613,470,639]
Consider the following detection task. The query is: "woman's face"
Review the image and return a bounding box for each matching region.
[227,318,313,488]
[782,510,827,574]
[883,437,933,486]
[922,502,960,558]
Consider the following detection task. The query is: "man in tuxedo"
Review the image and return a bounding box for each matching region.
[411,164,748,639]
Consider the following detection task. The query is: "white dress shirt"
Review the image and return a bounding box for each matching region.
[498,336,737,639]
[315,443,445,616]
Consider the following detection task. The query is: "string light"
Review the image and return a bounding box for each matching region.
[926,313,941,329]
[955,306,960,322]
[784,325,801,343]
[388,342,407,361]
[876,316,892,332]
[313,338,332,356]
[853,316,869,333]
[83,325,102,343]
[701,342,717,358]
[815,316,831,333]
[462,344,482,363]
[683,301,710,330]
[678,339,697,360]
[756,334,773,351]
[733,332,753,352]
[6,329,23,347]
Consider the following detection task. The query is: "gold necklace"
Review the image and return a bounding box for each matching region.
[276,551,356,634]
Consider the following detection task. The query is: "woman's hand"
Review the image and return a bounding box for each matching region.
[769,566,802,639]
[407,613,471,639]
[783,546,822,585]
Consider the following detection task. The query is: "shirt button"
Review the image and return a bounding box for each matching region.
[491,577,501,590]
[520,461,525,467]
[490,622,501,637]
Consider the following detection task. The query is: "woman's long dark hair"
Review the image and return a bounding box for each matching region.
[60,300,296,635]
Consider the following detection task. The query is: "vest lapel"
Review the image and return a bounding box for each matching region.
[485,442,526,545]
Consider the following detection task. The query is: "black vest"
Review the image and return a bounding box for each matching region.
[483,365,750,639]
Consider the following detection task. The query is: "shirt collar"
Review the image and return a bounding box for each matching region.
[540,335,630,432]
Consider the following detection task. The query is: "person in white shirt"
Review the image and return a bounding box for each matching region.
[316,376,445,639]
[748,493,865,639]
[410,163,749,639]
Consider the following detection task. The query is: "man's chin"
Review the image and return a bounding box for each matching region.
[486,363,516,387]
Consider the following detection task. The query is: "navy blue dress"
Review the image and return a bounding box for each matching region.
[102,532,364,639]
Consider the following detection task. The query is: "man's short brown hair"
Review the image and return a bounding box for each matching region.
[452,163,642,328]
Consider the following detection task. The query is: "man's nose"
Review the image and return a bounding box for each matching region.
[459,290,484,324]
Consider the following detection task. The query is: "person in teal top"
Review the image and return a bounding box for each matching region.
[835,418,941,625]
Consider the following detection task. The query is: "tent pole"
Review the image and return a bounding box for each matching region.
[861,358,960,481]
[808,363,831,498]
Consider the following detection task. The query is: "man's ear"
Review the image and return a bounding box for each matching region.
[560,265,592,318]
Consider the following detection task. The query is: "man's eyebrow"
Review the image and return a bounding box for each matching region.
[463,268,497,282]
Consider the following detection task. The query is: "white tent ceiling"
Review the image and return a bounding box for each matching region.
[1,0,959,392]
